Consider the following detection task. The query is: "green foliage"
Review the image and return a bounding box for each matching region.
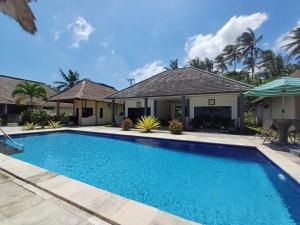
[165,59,179,70]
[48,120,62,129]
[214,54,227,74]
[31,109,51,128]
[283,27,300,61]
[54,69,80,91]
[12,81,47,106]
[224,71,250,83]
[121,118,133,131]
[135,116,161,132]
[169,119,183,134]
[23,122,38,130]
[20,109,33,125]
[188,57,214,72]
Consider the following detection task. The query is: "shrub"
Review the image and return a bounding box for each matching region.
[20,109,33,125]
[31,109,51,128]
[23,122,38,130]
[0,117,3,126]
[135,116,160,132]
[48,120,62,129]
[121,118,133,131]
[169,119,183,134]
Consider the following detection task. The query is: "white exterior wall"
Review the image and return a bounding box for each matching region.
[125,99,154,117]
[189,94,239,119]
[262,96,296,127]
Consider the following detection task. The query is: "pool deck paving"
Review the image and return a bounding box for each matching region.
[0,125,300,225]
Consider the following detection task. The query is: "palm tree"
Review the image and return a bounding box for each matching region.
[54,69,80,91]
[166,59,179,70]
[188,57,214,72]
[188,57,202,69]
[12,81,47,106]
[214,54,227,75]
[283,27,300,61]
[237,28,263,79]
[0,0,37,34]
[223,44,241,72]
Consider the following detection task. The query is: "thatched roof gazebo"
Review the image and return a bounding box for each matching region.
[49,79,124,126]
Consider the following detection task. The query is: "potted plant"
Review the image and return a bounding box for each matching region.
[169,119,183,134]
[135,116,161,132]
[121,118,133,131]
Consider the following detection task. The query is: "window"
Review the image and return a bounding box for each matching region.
[82,108,93,118]
[99,108,103,118]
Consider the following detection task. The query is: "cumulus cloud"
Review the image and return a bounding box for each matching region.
[129,61,165,83]
[275,19,300,51]
[68,17,95,48]
[185,12,268,60]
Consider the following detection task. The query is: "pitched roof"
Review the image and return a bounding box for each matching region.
[108,67,252,99]
[0,74,70,108]
[49,79,118,103]
[290,70,300,78]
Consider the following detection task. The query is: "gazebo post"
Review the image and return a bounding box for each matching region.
[56,101,60,117]
[239,93,245,133]
[144,98,148,116]
[181,96,186,129]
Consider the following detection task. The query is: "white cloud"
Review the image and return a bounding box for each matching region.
[275,19,300,51]
[68,17,95,48]
[51,30,60,41]
[185,12,268,60]
[129,61,165,83]
[100,40,109,48]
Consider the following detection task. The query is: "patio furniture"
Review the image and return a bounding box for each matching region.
[288,120,300,144]
[261,121,279,144]
[273,119,293,145]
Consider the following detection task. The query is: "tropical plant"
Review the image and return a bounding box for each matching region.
[0,117,3,126]
[166,59,179,70]
[121,118,133,131]
[31,109,50,128]
[48,120,62,129]
[224,71,250,83]
[223,44,241,72]
[214,54,227,74]
[169,119,183,134]
[237,28,263,79]
[54,69,80,91]
[23,122,38,130]
[188,57,214,72]
[0,0,37,34]
[283,27,300,61]
[12,81,47,106]
[135,116,161,132]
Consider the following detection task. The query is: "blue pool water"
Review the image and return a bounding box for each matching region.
[5,131,300,225]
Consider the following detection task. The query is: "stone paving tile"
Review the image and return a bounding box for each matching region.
[110,200,159,225]
[0,182,32,205]
[0,194,44,218]
[149,211,199,225]
[86,216,112,225]
[26,171,58,184]
[37,175,73,190]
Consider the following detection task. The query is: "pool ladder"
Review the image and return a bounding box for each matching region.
[0,128,24,152]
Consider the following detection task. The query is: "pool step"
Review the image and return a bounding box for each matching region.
[0,141,21,155]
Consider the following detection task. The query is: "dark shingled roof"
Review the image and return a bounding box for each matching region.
[50,79,118,103]
[290,70,300,78]
[0,74,71,108]
[108,67,252,99]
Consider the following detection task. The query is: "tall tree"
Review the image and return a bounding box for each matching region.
[166,59,179,70]
[283,27,300,61]
[0,0,37,34]
[214,54,227,74]
[54,69,80,91]
[188,57,214,72]
[223,44,241,72]
[237,28,263,79]
[12,81,47,106]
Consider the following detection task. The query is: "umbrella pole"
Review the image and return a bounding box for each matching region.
[282,91,285,119]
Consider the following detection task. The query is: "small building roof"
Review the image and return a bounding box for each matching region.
[290,70,300,78]
[49,79,118,103]
[107,67,252,99]
[0,74,71,108]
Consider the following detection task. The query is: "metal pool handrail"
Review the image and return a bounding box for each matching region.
[0,128,24,151]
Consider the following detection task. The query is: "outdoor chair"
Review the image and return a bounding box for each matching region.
[288,120,300,144]
[259,120,279,144]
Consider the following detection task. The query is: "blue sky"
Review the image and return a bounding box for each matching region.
[0,0,300,89]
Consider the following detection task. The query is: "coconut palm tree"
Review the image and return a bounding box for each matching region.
[237,28,263,79]
[165,59,179,70]
[0,0,37,34]
[54,69,80,91]
[283,27,300,61]
[188,57,214,72]
[214,54,227,75]
[222,44,241,72]
[188,57,202,69]
[12,81,47,106]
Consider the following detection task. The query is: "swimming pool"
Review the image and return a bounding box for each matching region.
[4,131,300,225]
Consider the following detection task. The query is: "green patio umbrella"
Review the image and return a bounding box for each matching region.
[244,76,300,118]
